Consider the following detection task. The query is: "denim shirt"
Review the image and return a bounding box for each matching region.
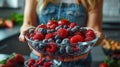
[37,2,88,27]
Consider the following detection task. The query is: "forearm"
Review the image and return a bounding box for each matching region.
[23,0,38,26]
[87,0,103,32]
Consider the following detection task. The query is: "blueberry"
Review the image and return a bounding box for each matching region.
[66,46,71,53]
[59,47,65,54]
[38,28,47,34]
[79,28,87,32]
[63,25,68,29]
[47,29,54,33]
[32,40,39,47]
[61,38,70,45]
[54,35,61,40]
[48,38,53,42]
[55,25,63,31]
[71,26,79,32]
[39,42,45,49]
[29,28,35,34]
[67,28,73,36]
[42,39,48,43]
[56,39,62,44]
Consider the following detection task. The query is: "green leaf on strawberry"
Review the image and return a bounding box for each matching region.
[0,58,8,64]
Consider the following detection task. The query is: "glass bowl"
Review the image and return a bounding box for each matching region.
[25,27,98,58]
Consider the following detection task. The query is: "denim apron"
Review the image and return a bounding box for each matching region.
[31,2,91,67]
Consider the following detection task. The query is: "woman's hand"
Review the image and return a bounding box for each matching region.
[19,25,35,42]
[94,31,104,46]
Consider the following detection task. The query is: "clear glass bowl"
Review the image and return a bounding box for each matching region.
[25,27,98,58]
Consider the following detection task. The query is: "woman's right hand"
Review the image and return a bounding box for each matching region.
[19,24,35,43]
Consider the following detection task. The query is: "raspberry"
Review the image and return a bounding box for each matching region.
[49,24,58,29]
[38,24,47,29]
[85,29,96,39]
[46,42,57,53]
[57,28,68,39]
[58,19,70,25]
[69,23,77,28]
[33,32,44,41]
[47,20,57,29]
[36,58,42,66]
[74,32,82,35]
[43,62,53,67]
[45,33,54,39]
[70,35,84,44]
[84,37,94,41]
[15,54,25,63]
[71,44,79,52]
[28,58,35,67]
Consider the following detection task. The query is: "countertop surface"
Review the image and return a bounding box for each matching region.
[0,26,20,42]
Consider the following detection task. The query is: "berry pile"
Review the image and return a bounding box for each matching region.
[0,53,24,67]
[26,19,97,57]
[26,58,53,67]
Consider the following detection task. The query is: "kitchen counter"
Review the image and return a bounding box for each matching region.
[0,26,20,42]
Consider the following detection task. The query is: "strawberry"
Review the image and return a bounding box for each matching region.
[84,37,94,41]
[70,35,84,44]
[85,29,96,39]
[43,62,53,67]
[4,20,14,28]
[57,28,68,39]
[45,33,54,39]
[33,32,44,41]
[58,19,70,25]
[69,23,77,28]
[47,20,57,28]
[0,64,7,67]
[46,42,57,53]
[15,54,24,63]
[99,63,109,67]
[6,58,17,67]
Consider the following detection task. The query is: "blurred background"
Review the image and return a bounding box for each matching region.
[0,0,120,67]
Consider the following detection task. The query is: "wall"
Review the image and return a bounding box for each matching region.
[0,0,24,18]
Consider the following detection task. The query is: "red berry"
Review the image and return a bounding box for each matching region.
[29,33,35,38]
[28,58,35,66]
[99,63,109,67]
[46,42,57,53]
[33,32,44,41]
[74,32,82,35]
[69,23,77,28]
[57,28,68,38]
[38,24,47,29]
[49,24,58,29]
[84,37,94,41]
[6,58,17,67]
[71,44,79,52]
[85,29,96,39]
[0,64,7,67]
[15,54,25,63]
[58,19,70,25]
[70,35,84,44]
[47,20,57,28]
[43,62,53,67]
[36,58,42,65]
[45,33,54,39]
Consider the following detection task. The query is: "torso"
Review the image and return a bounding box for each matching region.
[37,0,88,27]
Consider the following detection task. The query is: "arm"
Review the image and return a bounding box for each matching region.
[87,0,103,32]
[23,0,38,26]
[87,0,104,46]
[19,0,38,42]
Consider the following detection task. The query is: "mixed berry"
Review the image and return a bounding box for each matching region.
[26,19,97,57]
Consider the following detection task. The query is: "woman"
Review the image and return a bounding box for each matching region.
[19,0,103,67]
